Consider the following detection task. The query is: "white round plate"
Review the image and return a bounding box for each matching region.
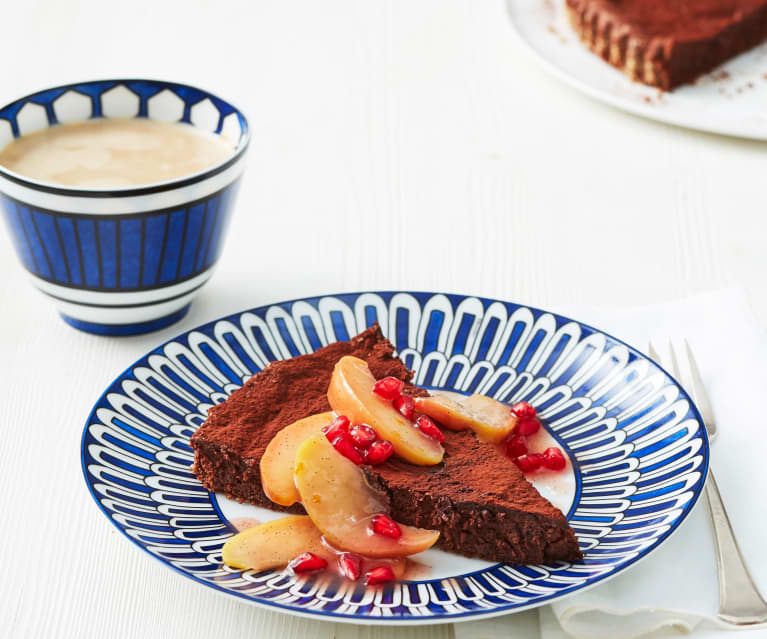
[506,0,767,140]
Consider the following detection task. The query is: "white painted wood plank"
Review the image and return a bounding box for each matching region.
[1,1,766,638]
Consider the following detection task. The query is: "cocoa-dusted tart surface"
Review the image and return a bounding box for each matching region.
[566,0,767,89]
[191,324,582,564]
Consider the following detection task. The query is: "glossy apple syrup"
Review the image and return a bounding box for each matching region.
[516,425,577,517]
[229,516,407,582]
[230,517,262,532]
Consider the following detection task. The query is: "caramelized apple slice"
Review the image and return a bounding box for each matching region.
[327,356,444,465]
[222,514,407,577]
[222,515,334,571]
[261,412,333,506]
[294,433,440,557]
[412,391,471,431]
[415,392,517,443]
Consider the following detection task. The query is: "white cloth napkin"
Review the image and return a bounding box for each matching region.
[454,287,767,639]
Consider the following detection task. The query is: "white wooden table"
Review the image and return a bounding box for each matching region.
[2,1,766,637]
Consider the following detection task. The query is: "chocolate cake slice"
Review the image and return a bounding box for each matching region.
[191,324,582,565]
[566,0,767,90]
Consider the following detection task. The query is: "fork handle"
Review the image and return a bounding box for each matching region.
[706,468,767,625]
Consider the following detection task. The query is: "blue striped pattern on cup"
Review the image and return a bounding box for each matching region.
[2,183,239,291]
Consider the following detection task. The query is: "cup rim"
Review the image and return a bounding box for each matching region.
[0,78,251,198]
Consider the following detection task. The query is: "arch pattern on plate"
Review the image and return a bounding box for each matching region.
[82,292,707,620]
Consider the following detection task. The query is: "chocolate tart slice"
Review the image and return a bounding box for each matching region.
[566,0,767,90]
[191,324,582,565]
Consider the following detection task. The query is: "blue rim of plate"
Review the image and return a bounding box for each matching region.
[81,291,709,625]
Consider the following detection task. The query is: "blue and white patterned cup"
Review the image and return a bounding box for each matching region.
[0,79,249,336]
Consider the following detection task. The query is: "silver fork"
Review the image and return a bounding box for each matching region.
[648,340,767,626]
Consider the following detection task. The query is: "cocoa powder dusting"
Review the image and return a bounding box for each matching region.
[191,323,423,461]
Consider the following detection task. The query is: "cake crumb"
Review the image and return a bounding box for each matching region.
[547,24,568,44]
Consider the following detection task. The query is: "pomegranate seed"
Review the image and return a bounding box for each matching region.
[331,435,365,465]
[288,552,327,573]
[370,513,402,539]
[349,424,378,449]
[365,439,394,465]
[415,415,445,443]
[505,434,528,459]
[322,415,351,441]
[338,553,362,580]
[373,376,405,400]
[392,395,415,420]
[514,453,543,473]
[542,447,567,471]
[511,401,537,419]
[516,416,540,436]
[365,565,396,586]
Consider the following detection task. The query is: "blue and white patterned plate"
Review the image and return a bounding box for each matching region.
[81,291,709,624]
